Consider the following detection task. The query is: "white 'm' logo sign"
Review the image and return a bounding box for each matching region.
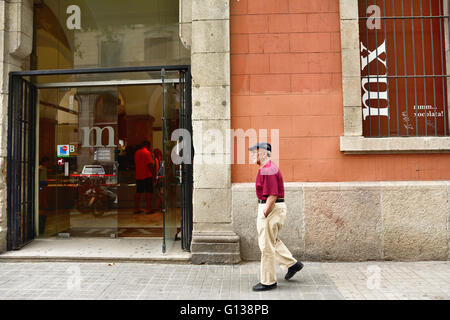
[80,126,116,147]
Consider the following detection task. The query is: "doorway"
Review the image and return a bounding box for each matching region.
[7,66,193,253]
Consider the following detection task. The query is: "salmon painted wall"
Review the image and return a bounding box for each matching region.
[230,0,450,183]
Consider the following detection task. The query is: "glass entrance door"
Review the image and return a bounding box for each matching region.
[162,70,181,253]
[38,86,119,238]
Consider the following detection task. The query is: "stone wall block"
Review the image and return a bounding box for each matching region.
[0,2,5,31]
[340,0,359,20]
[192,85,230,120]
[383,186,449,260]
[340,19,360,50]
[342,76,362,106]
[341,48,361,78]
[190,230,241,264]
[447,184,450,260]
[192,119,231,154]
[192,52,230,87]
[179,23,192,49]
[192,0,230,21]
[0,199,6,253]
[192,20,229,53]
[232,185,259,260]
[193,188,231,223]
[304,187,383,261]
[343,106,363,136]
[190,242,239,254]
[193,160,231,189]
[180,0,192,23]
[7,1,33,59]
[192,222,234,233]
[0,31,4,64]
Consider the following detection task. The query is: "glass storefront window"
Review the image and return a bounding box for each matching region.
[38,82,182,238]
[33,0,190,71]
[32,1,189,242]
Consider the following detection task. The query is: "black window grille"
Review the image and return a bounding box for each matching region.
[358,0,449,137]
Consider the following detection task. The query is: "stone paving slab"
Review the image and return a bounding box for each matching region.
[322,261,450,300]
[0,261,448,300]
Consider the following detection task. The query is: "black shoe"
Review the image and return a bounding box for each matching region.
[285,261,304,280]
[252,282,277,292]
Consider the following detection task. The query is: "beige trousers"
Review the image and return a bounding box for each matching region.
[257,202,297,285]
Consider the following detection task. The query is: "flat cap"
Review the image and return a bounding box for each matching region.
[248,142,271,152]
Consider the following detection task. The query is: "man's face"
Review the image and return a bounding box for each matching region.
[249,149,265,165]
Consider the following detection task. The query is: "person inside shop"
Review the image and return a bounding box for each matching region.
[134,140,155,214]
[39,156,50,211]
[152,148,163,212]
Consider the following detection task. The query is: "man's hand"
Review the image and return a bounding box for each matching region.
[148,163,155,176]
[264,195,278,217]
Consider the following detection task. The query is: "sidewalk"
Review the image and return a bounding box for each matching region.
[0,261,448,300]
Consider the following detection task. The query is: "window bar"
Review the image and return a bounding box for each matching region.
[26,82,30,242]
[17,80,23,244]
[365,0,372,136]
[429,0,438,136]
[7,75,13,250]
[391,0,400,136]
[374,0,382,137]
[359,15,449,19]
[28,85,36,243]
[10,77,17,247]
[27,83,34,243]
[364,75,450,78]
[22,80,27,243]
[22,81,28,240]
[438,0,447,136]
[161,68,166,254]
[383,0,390,137]
[14,77,20,246]
[401,0,410,136]
[178,70,184,249]
[419,0,428,136]
[411,0,419,136]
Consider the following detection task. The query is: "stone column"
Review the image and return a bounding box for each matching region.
[339,0,362,137]
[189,0,240,264]
[0,0,33,253]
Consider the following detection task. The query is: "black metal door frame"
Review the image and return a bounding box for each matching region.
[7,65,193,251]
[7,76,38,250]
[179,70,193,251]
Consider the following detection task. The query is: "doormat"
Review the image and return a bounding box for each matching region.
[67,227,181,238]
[118,227,181,238]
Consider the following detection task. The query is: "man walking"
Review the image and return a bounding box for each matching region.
[249,142,303,291]
[134,140,155,214]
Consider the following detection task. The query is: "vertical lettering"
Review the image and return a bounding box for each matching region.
[361,41,389,120]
